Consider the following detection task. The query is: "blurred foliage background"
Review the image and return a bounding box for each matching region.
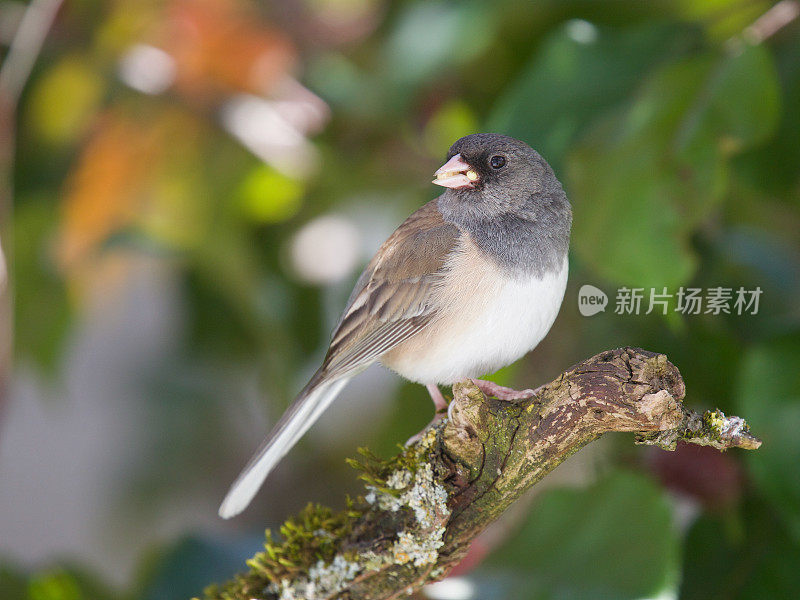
[1,0,799,599]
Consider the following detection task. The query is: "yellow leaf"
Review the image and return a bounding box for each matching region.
[237,166,303,224]
[28,56,104,146]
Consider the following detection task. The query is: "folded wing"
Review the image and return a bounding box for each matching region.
[218,200,460,518]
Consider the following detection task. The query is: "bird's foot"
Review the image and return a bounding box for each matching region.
[406,380,541,445]
[471,379,542,401]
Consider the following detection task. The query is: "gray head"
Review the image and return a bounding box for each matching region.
[433,133,572,276]
[434,133,569,221]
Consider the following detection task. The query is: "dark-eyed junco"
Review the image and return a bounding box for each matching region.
[219,133,572,518]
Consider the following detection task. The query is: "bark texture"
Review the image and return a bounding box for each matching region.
[201,347,761,600]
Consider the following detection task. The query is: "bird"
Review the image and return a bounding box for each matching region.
[219,133,572,518]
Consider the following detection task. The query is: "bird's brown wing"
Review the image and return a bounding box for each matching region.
[218,199,459,518]
[322,200,460,377]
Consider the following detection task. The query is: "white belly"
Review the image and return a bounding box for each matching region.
[382,246,568,385]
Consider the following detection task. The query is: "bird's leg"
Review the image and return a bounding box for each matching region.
[471,379,543,401]
[427,383,448,412]
[405,384,449,446]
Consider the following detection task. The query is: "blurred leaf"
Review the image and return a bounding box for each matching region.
[57,107,213,280]
[141,171,209,250]
[95,3,158,57]
[28,571,82,600]
[0,563,28,600]
[568,42,780,289]
[695,227,800,340]
[678,43,780,156]
[306,53,368,110]
[27,56,104,146]
[735,338,800,542]
[423,100,478,157]
[680,496,800,600]
[159,0,296,98]
[733,32,800,195]
[0,563,115,600]
[384,1,497,89]
[13,201,71,372]
[236,166,304,224]
[489,21,696,171]
[485,470,679,600]
[56,113,161,272]
[25,567,115,600]
[370,381,434,458]
[136,535,262,600]
[673,0,773,41]
[568,118,697,289]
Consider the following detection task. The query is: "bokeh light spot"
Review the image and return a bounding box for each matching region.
[424,577,475,600]
[565,19,598,45]
[118,44,176,95]
[289,215,361,285]
[237,166,304,224]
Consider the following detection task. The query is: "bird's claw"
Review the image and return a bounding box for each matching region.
[471,379,541,400]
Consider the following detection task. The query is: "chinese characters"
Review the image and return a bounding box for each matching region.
[613,287,762,316]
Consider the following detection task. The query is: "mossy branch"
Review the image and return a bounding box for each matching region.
[200,347,761,600]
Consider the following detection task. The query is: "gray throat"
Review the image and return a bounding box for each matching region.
[437,192,572,279]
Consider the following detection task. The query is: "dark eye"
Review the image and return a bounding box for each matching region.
[490,155,506,169]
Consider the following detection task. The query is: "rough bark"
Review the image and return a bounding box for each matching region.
[200,347,761,600]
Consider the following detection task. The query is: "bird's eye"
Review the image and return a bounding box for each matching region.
[490,155,506,169]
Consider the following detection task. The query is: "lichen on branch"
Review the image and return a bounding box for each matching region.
[200,347,761,600]
[636,406,762,451]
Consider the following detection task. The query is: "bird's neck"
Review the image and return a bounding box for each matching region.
[438,193,571,279]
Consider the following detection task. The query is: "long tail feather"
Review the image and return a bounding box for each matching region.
[218,376,351,519]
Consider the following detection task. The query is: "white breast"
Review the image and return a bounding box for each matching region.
[381,241,568,385]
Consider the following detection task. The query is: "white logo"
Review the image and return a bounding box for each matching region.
[578,284,608,317]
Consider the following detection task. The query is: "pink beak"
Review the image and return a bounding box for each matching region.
[432,153,476,189]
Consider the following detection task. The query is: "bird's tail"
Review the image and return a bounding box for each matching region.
[218,374,351,519]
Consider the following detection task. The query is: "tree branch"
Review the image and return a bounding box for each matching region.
[201,347,760,600]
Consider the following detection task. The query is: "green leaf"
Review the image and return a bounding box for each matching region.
[567,42,780,290]
[0,563,28,600]
[25,567,116,600]
[383,1,497,89]
[135,535,261,600]
[735,338,800,542]
[678,43,780,157]
[733,33,800,194]
[672,0,773,41]
[27,56,104,146]
[489,22,696,171]
[28,571,83,600]
[680,497,800,600]
[236,166,304,224]
[485,470,679,600]
[13,200,71,373]
[369,381,434,458]
[568,120,697,289]
[423,100,479,157]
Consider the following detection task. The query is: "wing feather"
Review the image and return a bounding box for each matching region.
[218,199,461,518]
[322,200,460,377]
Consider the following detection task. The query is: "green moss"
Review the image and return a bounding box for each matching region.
[201,502,362,600]
[201,435,440,600]
[703,409,726,443]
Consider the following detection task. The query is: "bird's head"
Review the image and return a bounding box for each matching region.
[434,133,567,221]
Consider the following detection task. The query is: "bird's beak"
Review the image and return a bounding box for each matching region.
[433,153,478,189]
